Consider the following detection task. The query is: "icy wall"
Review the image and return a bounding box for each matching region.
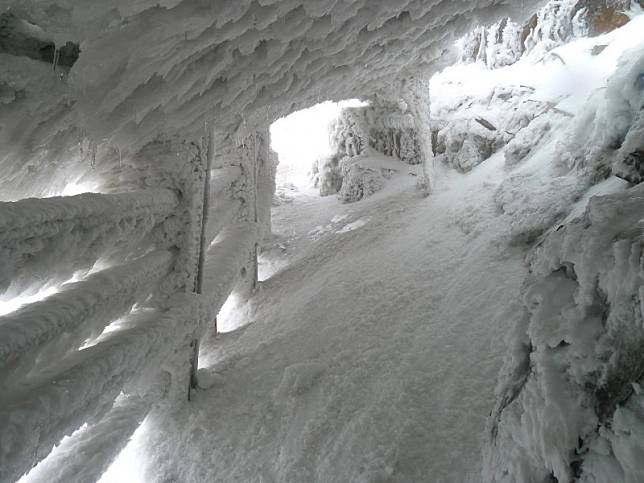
[480,14,644,483]
[0,0,539,199]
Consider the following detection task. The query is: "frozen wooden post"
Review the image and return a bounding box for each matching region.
[252,132,260,291]
[190,129,214,397]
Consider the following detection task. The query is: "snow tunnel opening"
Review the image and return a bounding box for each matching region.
[270,98,368,193]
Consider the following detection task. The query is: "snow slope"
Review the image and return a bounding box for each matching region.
[100,152,530,483]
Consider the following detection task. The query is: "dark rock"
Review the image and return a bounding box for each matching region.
[614,150,644,184]
[591,44,608,55]
[0,12,79,67]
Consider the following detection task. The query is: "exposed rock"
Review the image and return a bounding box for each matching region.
[520,14,538,49]
[591,44,608,55]
[588,7,630,36]
[613,114,644,185]
[0,12,79,67]
[614,150,644,184]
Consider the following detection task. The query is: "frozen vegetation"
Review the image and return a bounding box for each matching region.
[0,0,643,482]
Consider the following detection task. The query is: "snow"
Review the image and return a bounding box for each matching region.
[0,292,210,483]
[0,250,174,383]
[89,11,644,483]
[0,0,535,199]
[1,3,643,482]
[0,189,179,297]
[104,146,529,483]
[271,100,368,191]
[336,217,370,234]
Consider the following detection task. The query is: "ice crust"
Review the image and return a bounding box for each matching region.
[0,0,533,198]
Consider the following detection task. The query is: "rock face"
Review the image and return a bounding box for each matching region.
[483,34,644,483]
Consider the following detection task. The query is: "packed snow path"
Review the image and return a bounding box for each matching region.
[106,154,529,483]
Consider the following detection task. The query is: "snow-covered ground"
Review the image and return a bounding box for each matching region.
[99,149,530,482]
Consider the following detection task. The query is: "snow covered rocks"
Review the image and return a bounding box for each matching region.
[485,180,644,483]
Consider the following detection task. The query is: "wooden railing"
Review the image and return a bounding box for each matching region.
[0,137,270,483]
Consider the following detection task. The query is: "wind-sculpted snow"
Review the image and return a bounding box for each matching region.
[0,292,210,483]
[0,250,174,383]
[0,189,178,296]
[484,183,644,483]
[20,387,163,483]
[0,0,533,196]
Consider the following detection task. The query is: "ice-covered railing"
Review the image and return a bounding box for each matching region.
[0,130,273,483]
[0,189,179,295]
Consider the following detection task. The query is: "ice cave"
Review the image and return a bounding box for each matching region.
[0,0,643,482]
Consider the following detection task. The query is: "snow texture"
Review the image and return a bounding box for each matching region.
[0,189,178,296]
[1,2,643,483]
[117,150,529,483]
[0,293,209,483]
[0,250,174,384]
[0,0,534,198]
[479,12,644,482]
[19,375,168,483]
[485,184,644,483]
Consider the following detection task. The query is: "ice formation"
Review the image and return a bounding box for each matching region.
[0,0,643,482]
[310,99,424,202]
[0,0,536,199]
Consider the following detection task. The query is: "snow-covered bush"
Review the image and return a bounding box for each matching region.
[314,99,422,200]
[329,102,421,165]
[329,108,370,158]
[311,154,343,196]
[330,152,404,203]
[337,154,387,203]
